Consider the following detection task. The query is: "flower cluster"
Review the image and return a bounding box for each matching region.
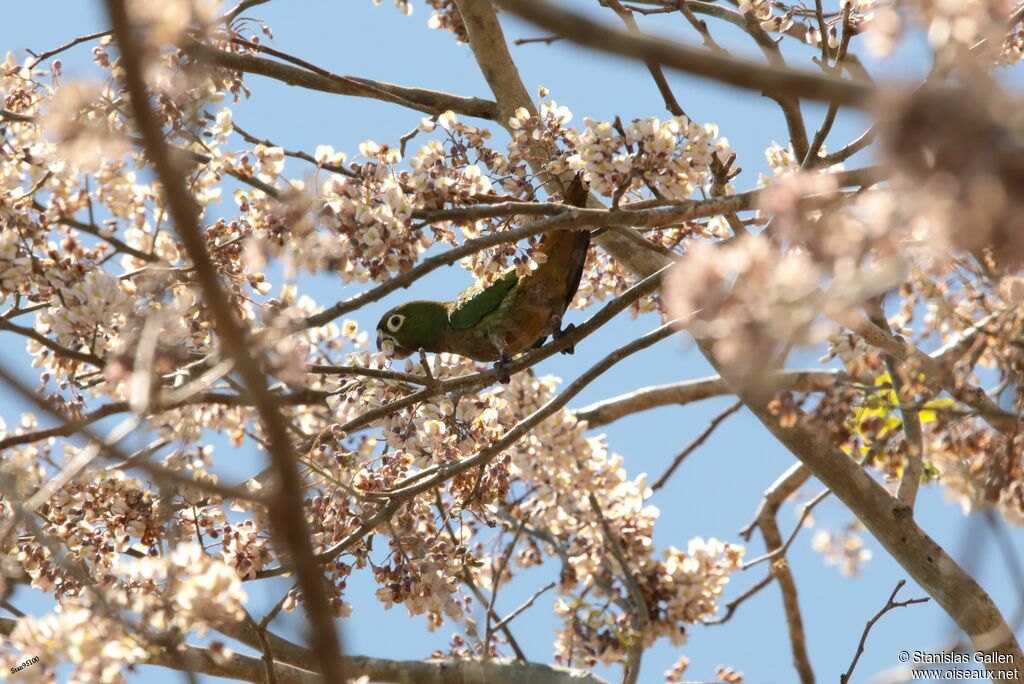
[666,236,828,386]
[569,116,728,201]
[320,160,423,281]
[999,26,1024,65]
[738,0,794,32]
[0,229,34,304]
[811,521,873,577]
[2,543,247,683]
[425,0,469,42]
[506,101,576,183]
[495,374,744,664]
[36,271,134,357]
[317,117,499,282]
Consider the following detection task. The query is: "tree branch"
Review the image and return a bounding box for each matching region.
[574,369,848,428]
[26,30,112,70]
[0,317,105,367]
[494,0,875,107]
[651,400,742,491]
[0,617,606,684]
[104,1,345,678]
[184,40,498,120]
[738,462,816,684]
[699,336,1024,673]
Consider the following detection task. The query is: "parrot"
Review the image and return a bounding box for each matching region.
[376,174,591,383]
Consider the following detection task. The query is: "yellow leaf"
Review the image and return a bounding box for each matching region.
[919,398,956,424]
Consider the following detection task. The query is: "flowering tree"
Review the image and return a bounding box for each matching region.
[1,0,1023,683]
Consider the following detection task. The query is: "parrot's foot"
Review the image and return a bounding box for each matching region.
[551,316,577,355]
[493,355,512,384]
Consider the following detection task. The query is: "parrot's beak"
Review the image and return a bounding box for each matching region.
[376,330,412,359]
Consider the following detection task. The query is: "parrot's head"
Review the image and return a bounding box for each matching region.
[376,301,449,359]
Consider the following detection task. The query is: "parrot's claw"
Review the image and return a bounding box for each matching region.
[553,320,577,355]
[493,356,512,384]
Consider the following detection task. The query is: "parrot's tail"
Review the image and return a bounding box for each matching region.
[562,228,591,312]
[553,172,592,313]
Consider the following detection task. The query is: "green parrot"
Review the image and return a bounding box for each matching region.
[375,175,591,382]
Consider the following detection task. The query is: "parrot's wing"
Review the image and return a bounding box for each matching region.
[448,269,519,329]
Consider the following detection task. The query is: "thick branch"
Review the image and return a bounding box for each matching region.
[104,2,345,679]
[495,0,875,107]
[697,339,1023,673]
[0,617,605,684]
[574,369,847,428]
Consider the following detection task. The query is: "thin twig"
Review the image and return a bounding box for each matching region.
[0,317,105,367]
[244,611,280,684]
[492,581,557,632]
[514,35,563,45]
[27,30,112,70]
[652,400,742,490]
[737,462,815,684]
[485,519,527,652]
[220,0,271,24]
[840,580,930,684]
[435,493,527,660]
[742,488,830,570]
[703,574,773,626]
[604,0,688,118]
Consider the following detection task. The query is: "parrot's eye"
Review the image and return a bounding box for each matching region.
[386,314,405,332]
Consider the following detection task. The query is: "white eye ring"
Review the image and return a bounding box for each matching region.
[387,314,405,332]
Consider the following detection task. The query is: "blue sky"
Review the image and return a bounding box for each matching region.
[2,2,1022,683]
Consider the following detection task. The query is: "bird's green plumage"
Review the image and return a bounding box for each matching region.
[448,269,519,329]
